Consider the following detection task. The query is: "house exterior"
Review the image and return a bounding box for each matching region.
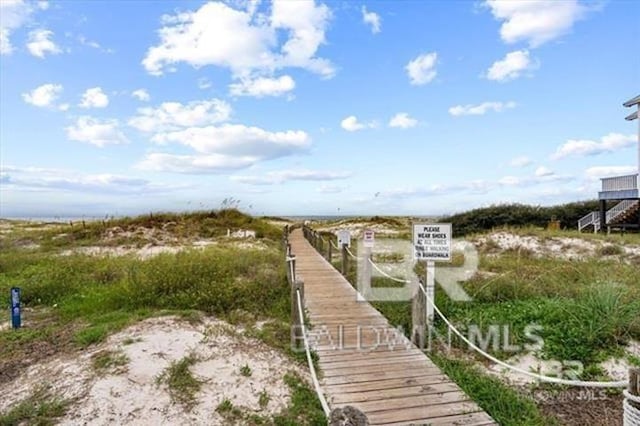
[578,95,640,233]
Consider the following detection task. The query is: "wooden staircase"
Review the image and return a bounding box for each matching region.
[578,200,640,233]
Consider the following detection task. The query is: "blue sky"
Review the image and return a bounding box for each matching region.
[0,0,638,218]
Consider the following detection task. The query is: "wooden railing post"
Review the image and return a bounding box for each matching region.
[630,368,640,410]
[359,246,372,300]
[286,255,296,285]
[412,279,427,350]
[291,279,305,351]
[341,244,348,276]
[327,238,332,261]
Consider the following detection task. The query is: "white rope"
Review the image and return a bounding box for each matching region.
[330,240,339,250]
[296,289,332,416]
[286,257,295,284]
[624,395,640,426]
[368,259,411,284]
[345,246,361,260]
[626,389,640,404]
[417,281,628,388]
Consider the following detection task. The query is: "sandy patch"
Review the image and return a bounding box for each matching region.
[474,231,640,262]
[485,352,575,386]
[0,317,306,425]
[317,222,402,238]
[485,341,640,386]
[58,238,268,259]
[600,340,640,381]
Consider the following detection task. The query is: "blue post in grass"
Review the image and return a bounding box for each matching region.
[10,287,21,329]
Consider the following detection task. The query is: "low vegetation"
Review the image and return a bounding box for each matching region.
[0,385,70,426]
[215,373,326,425]
[0,210,326,424]
[156,354,203,410]
[440,201,602,236]
[431,354,559,426]
[317,220,639,424]
[91,349,128,375]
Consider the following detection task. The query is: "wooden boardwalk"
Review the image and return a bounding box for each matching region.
[290,229,496,426]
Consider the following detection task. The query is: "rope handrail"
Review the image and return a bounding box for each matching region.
[368,258,411,284]
[416,281,628,388]
[345,246,361,260]
[625,389,640,403]
[295,289,332,416]
[330,240,340,250]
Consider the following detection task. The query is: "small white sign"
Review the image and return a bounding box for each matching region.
[363,229,375,248]
[413,223,452,261]
[337,230,351,247]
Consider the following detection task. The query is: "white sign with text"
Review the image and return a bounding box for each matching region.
[337,230,351,247]
[363,229,375,248]
[413,223,452,261]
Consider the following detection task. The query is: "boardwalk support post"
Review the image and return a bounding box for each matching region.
[291,279,305,351]
[412,279,427,350]
[327,238,332,261]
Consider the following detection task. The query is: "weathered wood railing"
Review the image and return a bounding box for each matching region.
[601,174,638,192]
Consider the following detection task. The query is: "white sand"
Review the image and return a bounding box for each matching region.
[0,317,306,425]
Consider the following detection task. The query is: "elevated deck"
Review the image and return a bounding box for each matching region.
[599,174,639,200]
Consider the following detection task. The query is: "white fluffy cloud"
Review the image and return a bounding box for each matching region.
[229,75,295,97]
[585,166,636,180]
[129,99,232,132]
[137,153,257,174]
[79,87,109,108]
[1,29,13,55]
[362,6,381,34]
[406,52,438,85]
[131,89,150,102]
[486,50,536,82]
[449,101,516,116]
[534,166,554,177]
[0,0,41,55]
[151,125,310,158]
[1,164,178,194]
[22,83,62,108]
[66,116,129,147]
[137,123,311,174]
[26,29,60,58]
[232,169,352,185]
[388,112,417,129]
[131,95,310,174]
[340,115,376,132]
[552,133,636,160]
[509,156,533,168]
[142,0,333,96]
[484,0,587,48]
[198,78,212,90]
